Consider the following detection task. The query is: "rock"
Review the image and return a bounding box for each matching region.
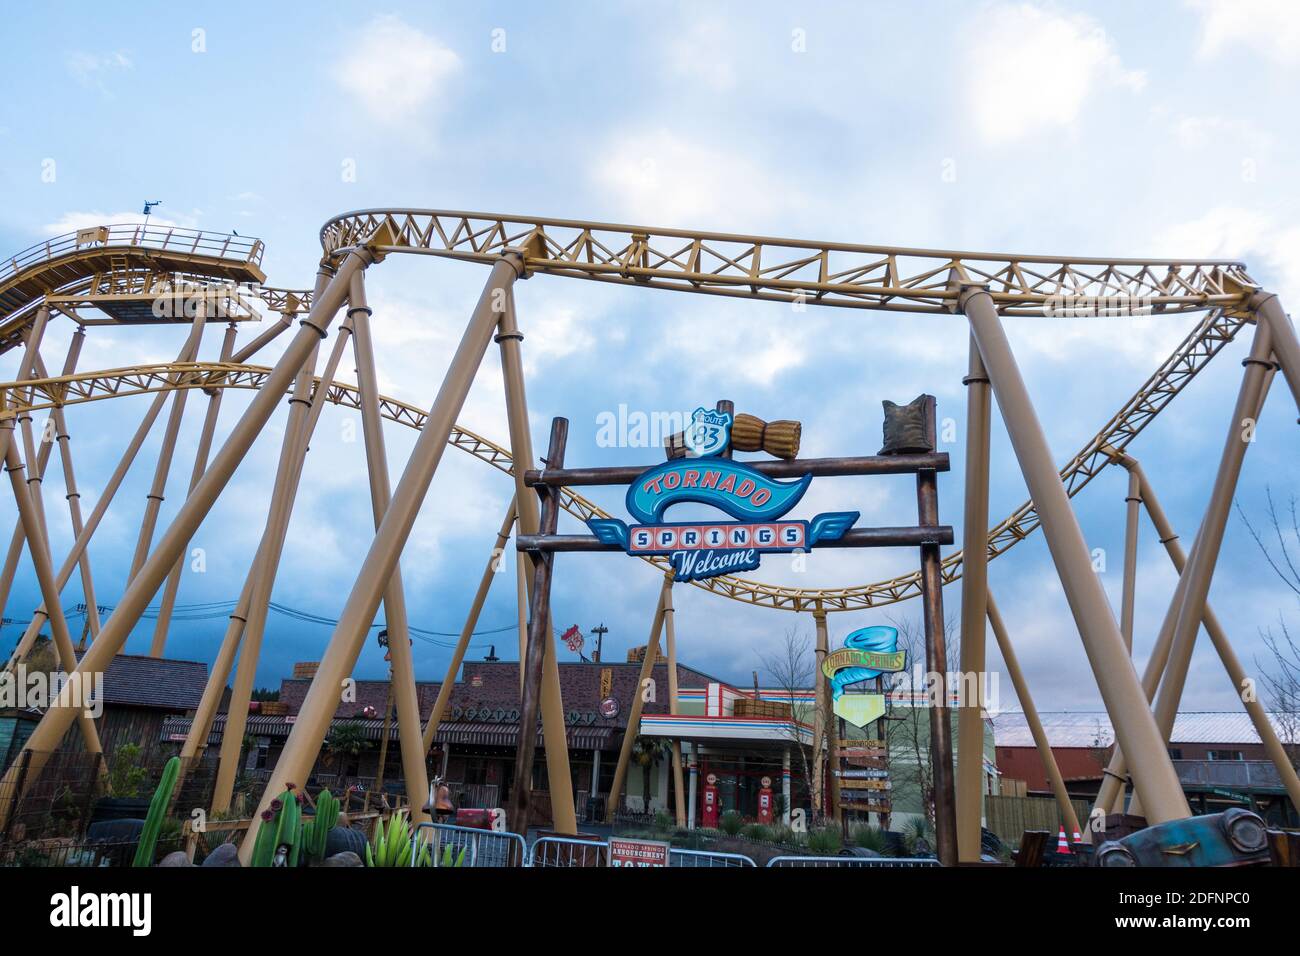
[201,843,241,867]
[158,851,194,867]
[320,851,363,867]
[324,825,368,858]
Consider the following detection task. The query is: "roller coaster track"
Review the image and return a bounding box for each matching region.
[320,209,1256,317]
[0,304,1247,612]
[0,223,266,353]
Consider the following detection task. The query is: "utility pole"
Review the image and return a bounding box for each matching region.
[590,623,608,663]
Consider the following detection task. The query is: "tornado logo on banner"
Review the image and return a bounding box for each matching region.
[821,625,908,728]
[587,405,859,583]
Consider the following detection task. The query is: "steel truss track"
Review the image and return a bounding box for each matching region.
[320,209,1254,317]
[0,305,1246,612]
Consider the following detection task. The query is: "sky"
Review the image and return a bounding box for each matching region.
[1,0,1298,717]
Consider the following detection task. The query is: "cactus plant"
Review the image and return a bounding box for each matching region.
[301,789,339,862]
[132,756,180,867]
[249,786,304,867]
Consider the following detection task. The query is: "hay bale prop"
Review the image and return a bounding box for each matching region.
[665,413,801,460]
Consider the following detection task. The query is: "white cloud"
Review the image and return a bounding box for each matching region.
[964,3,1146,145]
[1189,0,1300,65]
[663,16,737,91]
[42,209,196,235]
[1173,114,1271,152]
[65,50,132,91]
[1155,205,1300,304]
[337,15,461,125]
[589,127,799,226]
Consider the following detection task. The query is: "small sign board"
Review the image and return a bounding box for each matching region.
[608,836,670,868]
[838,747,887,759]
[842,801,892,814]
[835,768,890,779]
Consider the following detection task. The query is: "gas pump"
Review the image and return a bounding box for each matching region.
[702,772,720,829]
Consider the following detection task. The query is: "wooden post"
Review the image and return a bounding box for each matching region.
[605,577,672,823]
[916,396,957,866]
[508,418,567,835]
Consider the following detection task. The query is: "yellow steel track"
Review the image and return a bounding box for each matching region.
[0,217,1259,611]
[0,300,1247,612]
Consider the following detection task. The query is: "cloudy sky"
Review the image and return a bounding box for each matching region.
[1,1,1298,715]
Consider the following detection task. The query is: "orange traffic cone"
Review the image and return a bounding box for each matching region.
[1072,829,1084,845]
[1056,826,1071,854]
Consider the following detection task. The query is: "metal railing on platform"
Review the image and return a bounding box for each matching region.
[2,223,263,284]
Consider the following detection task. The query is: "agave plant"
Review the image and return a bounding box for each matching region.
[364,809,436,867]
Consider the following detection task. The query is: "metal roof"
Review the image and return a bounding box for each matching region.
[95,654,208,711]
[990,711,1298,748]
[161,714,618,751]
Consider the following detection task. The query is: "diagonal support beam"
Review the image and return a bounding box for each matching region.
[3,321,222,671]
[150,322,240,656]
[240,251,524,861]
[1130,320,1275,819]
[2,437,105,759]
[422,497,517,754]
[961,283,1190,823]
[1094,437,1300,819]
[495,284,577,833]
[987,591,1082,840]
[347,270,428,823]
[956,332,992,861]
[604,575,673,823]
[0,247,372,831]
[126,306,209,583]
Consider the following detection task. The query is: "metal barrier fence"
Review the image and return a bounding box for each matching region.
[411,822,528,868]
[528,835,757,868]
[766,855,940,867]
[669,848,757,868]
[0,835,183,867]
[407,826,935,869]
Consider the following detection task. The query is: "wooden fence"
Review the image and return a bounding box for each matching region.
[985,795,1090,847]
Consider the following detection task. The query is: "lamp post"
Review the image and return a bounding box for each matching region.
[373,629,394,811]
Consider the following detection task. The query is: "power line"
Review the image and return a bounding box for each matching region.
[43,600,524,650]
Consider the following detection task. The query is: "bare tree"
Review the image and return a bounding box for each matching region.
[885,612,959,827]
[1237,489,1300,768]
[758,627,817,819]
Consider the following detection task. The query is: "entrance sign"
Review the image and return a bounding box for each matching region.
[608,836,670,867]
[512,400,955,858]
[588,408,859,583]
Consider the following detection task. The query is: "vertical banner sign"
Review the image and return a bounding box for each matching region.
[821,625,907,728]
[588,407,859,581]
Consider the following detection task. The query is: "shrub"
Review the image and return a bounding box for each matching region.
[742,823,773,842]
[719,810,744,835]
[653,810,674,830]
[769,824,798,847]
[851,823,888,853]
[807,826,842,855]
[106,743,148,797]
[903,816,935,856]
